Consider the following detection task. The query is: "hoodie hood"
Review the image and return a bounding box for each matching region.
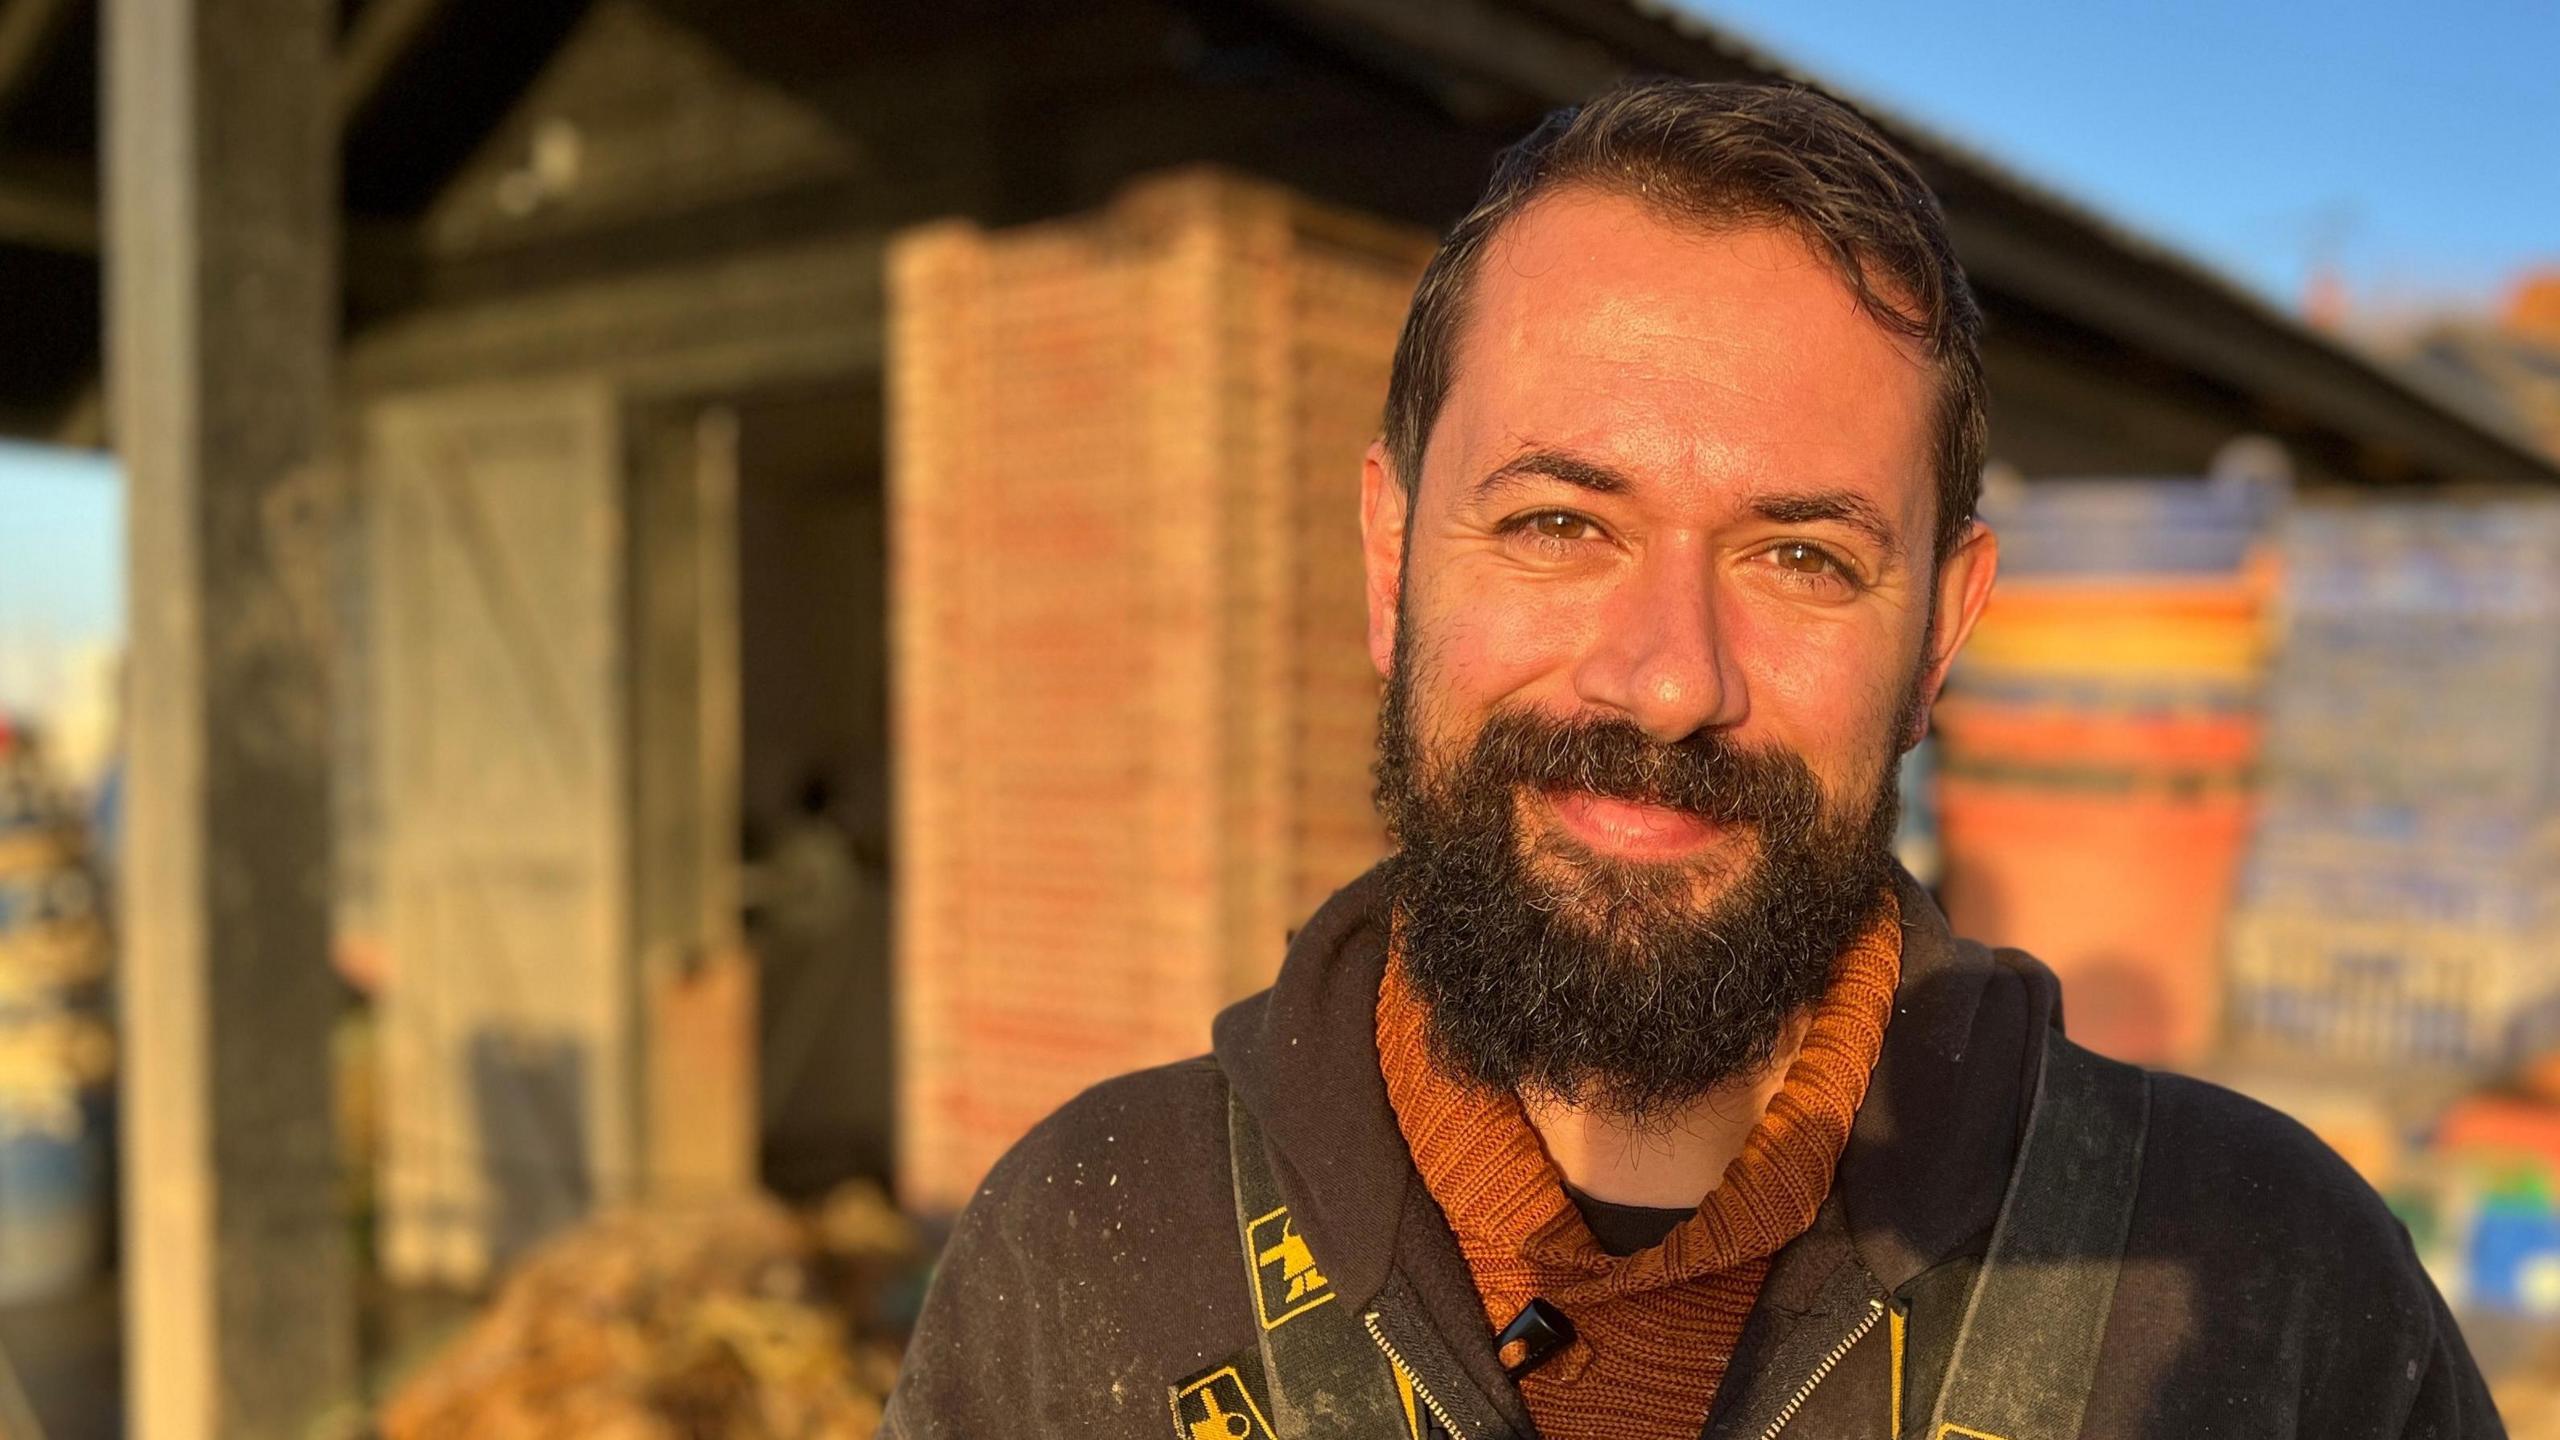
[1210,865,1414,1308]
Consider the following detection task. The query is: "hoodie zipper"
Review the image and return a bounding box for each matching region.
[1364,1310,1469,1440]
[1362,1293,1882,1440]
[1753,1298,1885,1440]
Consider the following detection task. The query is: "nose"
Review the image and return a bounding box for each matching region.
[1570,536,1746,743]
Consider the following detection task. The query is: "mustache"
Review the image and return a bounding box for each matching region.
[1443,708,1827,832]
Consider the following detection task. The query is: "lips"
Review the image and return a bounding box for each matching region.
[1537,785,1727,859]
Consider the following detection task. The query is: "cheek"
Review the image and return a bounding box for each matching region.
[1445,598,1582,683]
[1722,599,1914,792]
[1409,565,1598,722]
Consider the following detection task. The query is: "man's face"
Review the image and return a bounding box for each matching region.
[1361,189,1998,1116]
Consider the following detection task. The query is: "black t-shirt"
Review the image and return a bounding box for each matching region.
[1564,1183,1697,1257]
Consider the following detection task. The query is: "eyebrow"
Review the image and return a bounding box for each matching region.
[1750,490,1900,552]
[1472,448,1634,502]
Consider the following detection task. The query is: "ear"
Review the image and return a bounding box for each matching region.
[1359,440,1410,679]
[1907,520,1999,746]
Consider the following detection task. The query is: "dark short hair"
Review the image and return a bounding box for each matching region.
[1383,80,1988,560]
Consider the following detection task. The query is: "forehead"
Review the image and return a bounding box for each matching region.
[1431,187,1937,519]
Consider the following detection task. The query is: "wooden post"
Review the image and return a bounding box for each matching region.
[106,0,355,1435]
[633,403,757,1202]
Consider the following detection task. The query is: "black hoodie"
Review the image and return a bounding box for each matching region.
[883,867,2501,1438]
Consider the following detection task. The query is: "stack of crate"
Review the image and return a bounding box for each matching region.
[2228,500,2560,1070]
[0,723,113,1302]
[1935,466,2284,1064]
[888,172,1429,1214]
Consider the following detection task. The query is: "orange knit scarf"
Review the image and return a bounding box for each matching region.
[1376,893,1901,1440]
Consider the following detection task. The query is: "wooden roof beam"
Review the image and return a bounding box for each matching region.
[0,0,461,257]
[0,162,95,251]
[338,0,454,126]
[0,0,82,124]
[0,0,100,255]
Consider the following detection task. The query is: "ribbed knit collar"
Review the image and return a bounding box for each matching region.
[1208,864,2048,1435]
[1377,891,1904,1311]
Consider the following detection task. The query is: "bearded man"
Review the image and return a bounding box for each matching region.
[884,81,2496,1440]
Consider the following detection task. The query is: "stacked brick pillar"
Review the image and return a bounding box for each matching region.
[889,172,1428,1212]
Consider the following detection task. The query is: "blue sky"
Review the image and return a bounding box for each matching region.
[1685,0,2560,317]
[0,443,119,717]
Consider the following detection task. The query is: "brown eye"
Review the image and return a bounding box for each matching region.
[1772,541,1835,574]
[1525,512,1592,542]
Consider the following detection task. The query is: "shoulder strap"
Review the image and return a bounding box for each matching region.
[1923,1034,2150,1440]
[1169,1090,1426,1439]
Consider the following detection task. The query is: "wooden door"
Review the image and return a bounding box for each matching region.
[371,381,634,1286]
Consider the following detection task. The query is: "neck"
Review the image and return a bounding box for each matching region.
[1521,1015,1812,1209]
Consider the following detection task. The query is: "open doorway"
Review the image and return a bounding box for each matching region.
[728,379,893,1200]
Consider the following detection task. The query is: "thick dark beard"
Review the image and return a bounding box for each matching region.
[1375,644,1912,1124]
